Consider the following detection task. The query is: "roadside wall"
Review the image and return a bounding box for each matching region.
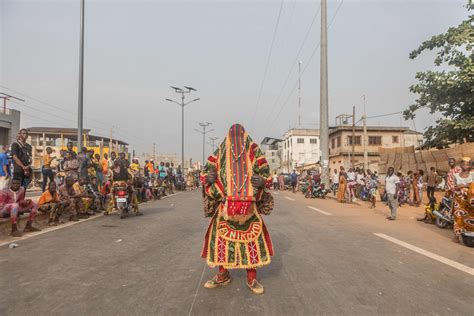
[378,143,474,175]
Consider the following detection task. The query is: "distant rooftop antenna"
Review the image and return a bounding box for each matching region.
[335,114,352,126]
[0,92,25,113]
[298,60,302,127]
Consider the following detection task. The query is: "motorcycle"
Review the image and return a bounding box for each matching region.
[358,186,370,201]
[300,181,310,195]
[461,232,474,248]
[114,185,130,219]
[305,182,328,199]
[433,196,453,229]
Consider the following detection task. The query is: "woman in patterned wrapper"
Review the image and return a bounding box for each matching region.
[200,124,274,295]
[452,157,474,244]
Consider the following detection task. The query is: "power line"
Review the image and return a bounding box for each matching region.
[0,84,145,144]
[264,4,321,126]
[1,84,147,146]
[9,98,149,147]
[355,111,404,125]
[9,99,110,137]
[265,0,345,135]
[250,0,285,128]
[366,111,404,120]
[14,107,69,128]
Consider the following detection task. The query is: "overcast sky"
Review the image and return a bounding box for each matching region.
[0,0,469,162]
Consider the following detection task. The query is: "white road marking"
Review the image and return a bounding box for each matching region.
[0,192,183,248]
[307,206,332,216]
[188,262,207,316]
[285,197,295,201]
[374,233,474,276]
[0,214,102,247]
[162,193,180,199]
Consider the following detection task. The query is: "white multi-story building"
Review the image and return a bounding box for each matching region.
[281,128,320,172]
[260,137,282,173]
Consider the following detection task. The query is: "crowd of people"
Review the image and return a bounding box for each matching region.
[270,157,473,246]
[0,128,200,237]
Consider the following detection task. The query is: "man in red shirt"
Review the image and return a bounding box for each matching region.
[0,178,41,237]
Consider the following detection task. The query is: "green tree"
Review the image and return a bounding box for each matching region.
[404,12,474,149]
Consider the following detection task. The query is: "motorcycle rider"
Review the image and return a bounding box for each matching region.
[105,152,142,216]
[290,170,298,193]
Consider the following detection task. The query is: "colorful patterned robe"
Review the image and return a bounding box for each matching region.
[201,125,274,269]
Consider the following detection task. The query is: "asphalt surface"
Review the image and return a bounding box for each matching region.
[1,190,473,315]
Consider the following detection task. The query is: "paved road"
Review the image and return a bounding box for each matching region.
[1,190,473,315]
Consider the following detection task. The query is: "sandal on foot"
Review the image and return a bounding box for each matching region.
[203,273,231,289]
[247,279,264,295]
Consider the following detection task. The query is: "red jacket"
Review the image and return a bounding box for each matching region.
[0,187,26,210]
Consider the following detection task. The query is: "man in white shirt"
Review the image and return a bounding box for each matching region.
[331,169,339,196]
[346,168,357,201]
[272,173,278,190]
[332,169,339,185]
[347,169,356,181]
[385,167,400,220]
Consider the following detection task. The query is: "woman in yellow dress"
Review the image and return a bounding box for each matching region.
[337,166,347,203]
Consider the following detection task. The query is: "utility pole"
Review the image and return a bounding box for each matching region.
[209,137,218,152]
[320,0,329,186]
[109,126,114,153]
[0,93,25,113]
[165,86,200,172]
[194,122,214,169]
[298,60,302,127]
[153,142,156,162]
[362,95,368,171]
[77,0,85,150]
[351,106,355,168]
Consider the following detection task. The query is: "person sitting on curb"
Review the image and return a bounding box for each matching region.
[87,176,105,212]
[38,181,68,226]
[73,176,95,216]
[59,176,89,221]
[0,178,41,237]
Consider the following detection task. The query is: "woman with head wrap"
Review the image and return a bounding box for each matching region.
[452,157,474,244]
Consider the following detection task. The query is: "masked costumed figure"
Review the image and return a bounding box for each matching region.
[201,124,274,295]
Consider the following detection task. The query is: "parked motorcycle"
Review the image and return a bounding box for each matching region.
[114,185,130,219]
[358,186,371,202]
[300,181,310,195]
[305,183,328,199]
[461,232,474,248]
[433,196,453,229]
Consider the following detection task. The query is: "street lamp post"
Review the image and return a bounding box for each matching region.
[78,0,85,150]
[209,137,218,152]
[320,0,329,186]
[194,122,214,169]
[165,86,200,172]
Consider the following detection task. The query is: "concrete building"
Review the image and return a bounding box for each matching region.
[281,128,320,173]
[140,152,179,166]
[139,152,195,171]
[27,127,129,181]
[0,109,20,148]
[328,124,423,172]
[260,137,282,173]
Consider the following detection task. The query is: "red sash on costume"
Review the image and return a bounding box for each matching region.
[226,196,253,216]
